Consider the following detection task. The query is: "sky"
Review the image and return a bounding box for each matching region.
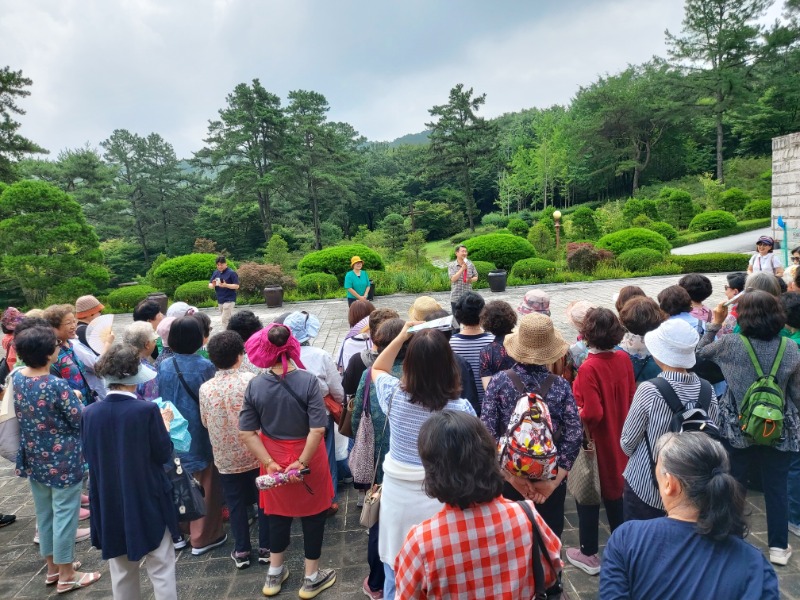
[0,0,788,159]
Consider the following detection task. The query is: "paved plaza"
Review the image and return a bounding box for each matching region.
[2,273,799,599]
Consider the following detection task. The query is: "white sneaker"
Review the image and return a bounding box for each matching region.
[789,523,800,538]
[769,545,792,566]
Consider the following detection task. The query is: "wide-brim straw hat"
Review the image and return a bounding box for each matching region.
[504,313,569,366]
[408,296,443,321]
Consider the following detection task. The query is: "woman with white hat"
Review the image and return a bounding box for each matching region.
[620,319,719,522]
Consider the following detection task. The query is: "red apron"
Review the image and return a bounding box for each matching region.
[258,433,332,517]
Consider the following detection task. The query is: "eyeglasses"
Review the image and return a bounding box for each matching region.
[724,285,730,290]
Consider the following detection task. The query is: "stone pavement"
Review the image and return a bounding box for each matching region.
[2,273,799,599]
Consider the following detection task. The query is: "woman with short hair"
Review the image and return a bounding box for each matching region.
[335,300,375,372]
[478,300,518,390]
[43,304,94,403]
[601,432,779,599]
[618,296,667,384]
[123,321,160,402]
[717,272,747,337]
[450,292,494,414]
[657,286,704,335]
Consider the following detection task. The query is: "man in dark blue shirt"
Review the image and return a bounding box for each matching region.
[208,256,240,328]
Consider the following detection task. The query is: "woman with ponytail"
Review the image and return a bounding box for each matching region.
[601,432,778,599]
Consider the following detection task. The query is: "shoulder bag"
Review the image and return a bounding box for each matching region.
[164,455,206,522]
[172,357,199,403]
[566,426,601,505]
[340,368,369,439]
[348,371,375,484]
[360,388,394,528]
[518,501,564,600]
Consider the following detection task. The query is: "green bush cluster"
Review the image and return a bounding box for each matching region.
[297,244,384,282]
[174,280,216,304]
[596,228,671,256]
[688,210,737,232]
[510,258,558,282]
[617,248,665,272]
[107,285,158,310]
[461,234,536,271]
[152,254,237,295]
[471,261,498,283]
[670,253,750,273]
[480,213,510,229]
[646,221,678,240]
[741,199,771,220]
[566,242,614,274]
[507,218,529,237]
[297,273,340,297]
[718,188,750,212]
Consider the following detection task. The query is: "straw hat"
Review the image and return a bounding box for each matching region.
[351,256,363,267]
[408,296,443,321]
[75,295,104,320]
[504,313,569,366]
[566,300,596,330]
[644,319,699,369]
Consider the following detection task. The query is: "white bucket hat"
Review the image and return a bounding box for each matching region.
[644,319,700,369]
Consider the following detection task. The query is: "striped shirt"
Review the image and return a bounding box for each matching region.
[375,372,475,466]
[450,332,494,407]
[620,371,719,509]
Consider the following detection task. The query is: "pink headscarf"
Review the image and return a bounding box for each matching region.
[245,322,306,374]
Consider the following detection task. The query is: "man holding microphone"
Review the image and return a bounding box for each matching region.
[208,255,240,328]
[448,244,478,315]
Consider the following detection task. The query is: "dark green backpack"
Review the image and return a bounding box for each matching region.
[738,336,787,445]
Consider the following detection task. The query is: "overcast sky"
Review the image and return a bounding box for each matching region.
[0,0,787,158]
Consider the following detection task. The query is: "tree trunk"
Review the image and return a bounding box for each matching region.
[256,190,272,242]
[310,177,321,250]
[716,112,724,184]
[462,169,476,231]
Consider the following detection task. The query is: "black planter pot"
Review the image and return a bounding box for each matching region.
[487,270,507,293]
[262,286,284,308]
[367,281,375,301]
[146,292,169,314]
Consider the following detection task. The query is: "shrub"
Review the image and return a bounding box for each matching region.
[718,187,750,212]
[107,284,158,310]
[471,260,498,283]
[297,273,340,298]
[671,253,750,273]
[510,258,558,282]
[566,242,614,274]
[631,214,654,228]
[570,206,599,239]
[367,271,398,297]
[152,254,238,295]
[297,244,384,282]
[263,234,290,269]
[622,198,660,222]
[617,248,665,272]
[647,221,678,240]
[658,187,698,229]
[507,218,529,237]
[174,280,215,304]
[461,234,536,271]
[597,228,671,256]
[527,222,554,255]
[688,210,737,232]
[391,267,450,294]
[741,199,771,220]
[238,262,296,296]
[481,213,510,228]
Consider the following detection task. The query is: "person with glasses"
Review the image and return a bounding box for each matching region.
[717,273,747,338]
[785,246,800,291]
[747,236,784,277]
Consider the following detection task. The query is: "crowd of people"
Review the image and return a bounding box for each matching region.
[0,240,799,599]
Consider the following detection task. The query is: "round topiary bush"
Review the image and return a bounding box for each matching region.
[688,210,737,232]
[297,273,340,297]
[718,187,750,212]
[480,213,510,228]
[174,280,215,304]
[617,248,665,272]
[470,261,498,284]
[741,199,771,220]
[152,254,238,295]
[596,228,671,256]
[107,285,158,310]
[510,258,558,282]
[647,221,678,241]
[461,234,536,271]
[507,218,529,237]
[297,244,384,282]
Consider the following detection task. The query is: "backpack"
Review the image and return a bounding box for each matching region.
[738,335,787,446]
[497,371,558,481]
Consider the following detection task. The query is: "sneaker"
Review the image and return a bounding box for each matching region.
[566,547,601,576]
[789,523,800,538]
[79,507,90,521]
[173,535,187,550]
[230,550,251,569]
[339,476,354,485]
[299,569,336,599]
[258,548,271,565]
[191,533,228,556]
[262,565,289,597]
[770,545,793,566]
[362,576,383,599]
[357,495,365,508]
[0,514,16,528]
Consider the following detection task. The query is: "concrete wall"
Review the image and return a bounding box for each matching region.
[773,132,800,251]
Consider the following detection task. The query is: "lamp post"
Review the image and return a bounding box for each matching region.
[553,210,562,249]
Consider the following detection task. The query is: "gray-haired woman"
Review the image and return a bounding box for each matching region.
[123,321,160,402]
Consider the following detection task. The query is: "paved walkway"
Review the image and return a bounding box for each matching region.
[671,226,770,255]
[2,274,798,599]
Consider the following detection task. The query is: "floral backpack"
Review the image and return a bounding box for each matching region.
[497,371,558,481]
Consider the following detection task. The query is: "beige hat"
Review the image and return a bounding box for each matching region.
[408,296,443,321]
[566,300,596,330]
[503,313,569,366]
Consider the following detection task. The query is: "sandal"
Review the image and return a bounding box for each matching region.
[46,562,81,585]
[57,571,101,594]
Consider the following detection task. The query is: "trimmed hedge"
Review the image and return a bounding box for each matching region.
[718,188,750,212]
[174,280,215,304]
[507,218,529,237]
[471,260,498,284]
[741,199,771,220]
[152,254,237,295]
[617,248,665,272]
[461,234,536,270]
[688,210,737,232]
[107,285,157,310]
[647,221,678,240]
[297,273,340,297]
[597,228,671,256]
[670,253,750,273]
[297,244,384,282]
[510,258,558,281]
[671,218,770,248]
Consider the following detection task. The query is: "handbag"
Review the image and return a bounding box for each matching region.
[340,369,370,439]
[567,428,601,505]
[164,455,206,522]
[518,501,563,600]
[360,389,394,528]
[324,394,343,423]
[348,377,375,484]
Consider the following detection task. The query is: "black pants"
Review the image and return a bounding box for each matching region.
[622,481,665,522]
[502,479,567,538]
[268,510,328,560]
[366,521,384,593]
[219,468,270,553]
[575,497,624,556]
[348,297,356,307]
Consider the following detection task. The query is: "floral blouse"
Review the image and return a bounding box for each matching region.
[479,336,517,379]
[13,372,84,487]
[52,342,92,403]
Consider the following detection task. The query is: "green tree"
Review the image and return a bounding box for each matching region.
[570,206,600,239]
[379,212,407,255]
[264,233,290,269]
[0,66,47,182]
[0,180,108,304]
[427,84,496,231]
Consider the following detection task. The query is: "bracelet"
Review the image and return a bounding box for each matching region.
[264,458,274,467]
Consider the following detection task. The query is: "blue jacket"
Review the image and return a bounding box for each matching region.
[81,392,176,561]
[157,354,216,473]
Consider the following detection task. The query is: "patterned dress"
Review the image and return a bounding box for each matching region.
[52,343,92,404]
